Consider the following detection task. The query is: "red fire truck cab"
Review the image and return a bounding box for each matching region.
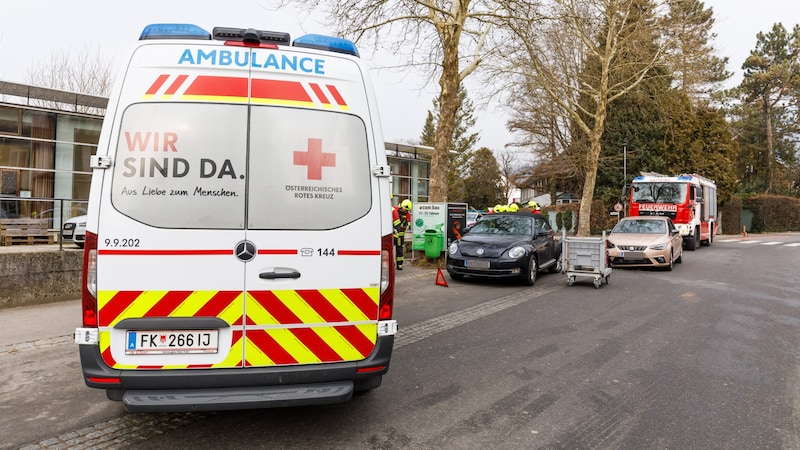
[628,173,718,250]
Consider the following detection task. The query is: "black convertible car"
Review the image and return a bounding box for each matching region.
[446,212,562,285]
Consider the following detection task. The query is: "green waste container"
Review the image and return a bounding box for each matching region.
[424,229,443,259]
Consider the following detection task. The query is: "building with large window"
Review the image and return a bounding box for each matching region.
[0,81,431,228]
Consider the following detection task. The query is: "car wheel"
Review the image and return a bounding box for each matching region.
[676,245,683,263]
[548,255,562,273]
[523,255,538,286]
[667,250,674,271]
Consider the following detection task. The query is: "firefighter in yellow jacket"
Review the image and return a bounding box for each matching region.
[392,199,412,270]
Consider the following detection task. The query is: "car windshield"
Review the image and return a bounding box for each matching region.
[613,219,667,234]
[468,215,533,235]
[632,182,686,203]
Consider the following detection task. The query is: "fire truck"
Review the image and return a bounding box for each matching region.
[627,172,718,250]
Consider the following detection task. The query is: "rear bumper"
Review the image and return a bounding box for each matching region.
[78,335,394,412]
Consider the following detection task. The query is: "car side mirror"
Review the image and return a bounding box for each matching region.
[670,228,679,235]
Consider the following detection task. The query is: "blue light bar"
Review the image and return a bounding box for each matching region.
[140,24,211,41]
[677,175,692,180]
[293,34,359,57]
[633,176,644,181]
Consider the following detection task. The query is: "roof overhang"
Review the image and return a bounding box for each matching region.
[0,80,108,109]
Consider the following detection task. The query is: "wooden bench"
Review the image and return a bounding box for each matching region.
[0,218,55,246]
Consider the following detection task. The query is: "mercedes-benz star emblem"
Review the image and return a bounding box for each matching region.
[235,240,256,262]
[477,248,484,256]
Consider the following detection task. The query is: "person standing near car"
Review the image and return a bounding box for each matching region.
[392,199,412,270]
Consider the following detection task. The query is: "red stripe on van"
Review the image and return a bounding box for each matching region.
[246,330,298,365]
[98,249,232,255]
[309,83,330,105]
[326,85,347,107]
[257,249,297,255]
[297,290,347,322]
[99,291,142,327]
[145,74,170,95]
[184,76,248,98]
[335,324,375,357]
[341,288,379,320]
[290,327,341,362]
[337,249,380,256]
[101,346,116,368]
[143,290,192,317]
[251,78,312,103]
[195,291,241,318]
[249,291,303,325]
[164,74,189,95]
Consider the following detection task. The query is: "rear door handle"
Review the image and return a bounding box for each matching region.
[259,269,301,279]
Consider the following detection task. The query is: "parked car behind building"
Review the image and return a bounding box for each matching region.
[62,215,86,248]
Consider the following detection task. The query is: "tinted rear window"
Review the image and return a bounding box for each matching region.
[111,103,370,230]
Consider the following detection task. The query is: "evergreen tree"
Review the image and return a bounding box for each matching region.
[420,111,436,147]
[462,147,505,209]
[739,23,800,193]
[422,84,480,202]
[663,0,732,102]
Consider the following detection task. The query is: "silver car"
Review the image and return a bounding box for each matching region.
[607,216,683,270]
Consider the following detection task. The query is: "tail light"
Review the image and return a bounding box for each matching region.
[379,233,395,320]
[82,231,98,327]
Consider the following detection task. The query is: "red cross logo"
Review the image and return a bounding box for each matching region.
[293,138,336,180]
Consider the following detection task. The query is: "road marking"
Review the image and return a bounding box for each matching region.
[761,241,784,246]
[740,240,760,244]
[786,243,800,247]
[396,278,565,349]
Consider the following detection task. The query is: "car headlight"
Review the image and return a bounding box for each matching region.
[649,242,667,250]
[508,246,526,259]
[607,241,616,249]
[448,242,459,255]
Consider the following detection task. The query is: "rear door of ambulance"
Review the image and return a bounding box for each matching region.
[94,38,384,373]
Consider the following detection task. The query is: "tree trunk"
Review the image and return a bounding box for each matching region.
[762,95,774,193]
[429,26,461,203]
[576,102,609,237]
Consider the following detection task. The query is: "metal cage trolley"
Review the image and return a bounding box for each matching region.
[562,230,612,289]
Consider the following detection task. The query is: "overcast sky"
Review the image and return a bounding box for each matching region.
[1,1,798,153]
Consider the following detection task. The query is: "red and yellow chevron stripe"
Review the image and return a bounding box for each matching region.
[142,74,350,110]
[97,287,378,370]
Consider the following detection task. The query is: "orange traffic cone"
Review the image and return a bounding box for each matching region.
[435,268,449,287]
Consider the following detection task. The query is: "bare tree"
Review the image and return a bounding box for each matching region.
[495,0,674,235]
[268,0,514,202]
[25,44,114,114]
[496,148,518,202]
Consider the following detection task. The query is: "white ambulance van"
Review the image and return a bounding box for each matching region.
[74,24,397,412]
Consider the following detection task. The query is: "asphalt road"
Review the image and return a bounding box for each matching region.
[2,233,799,449]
